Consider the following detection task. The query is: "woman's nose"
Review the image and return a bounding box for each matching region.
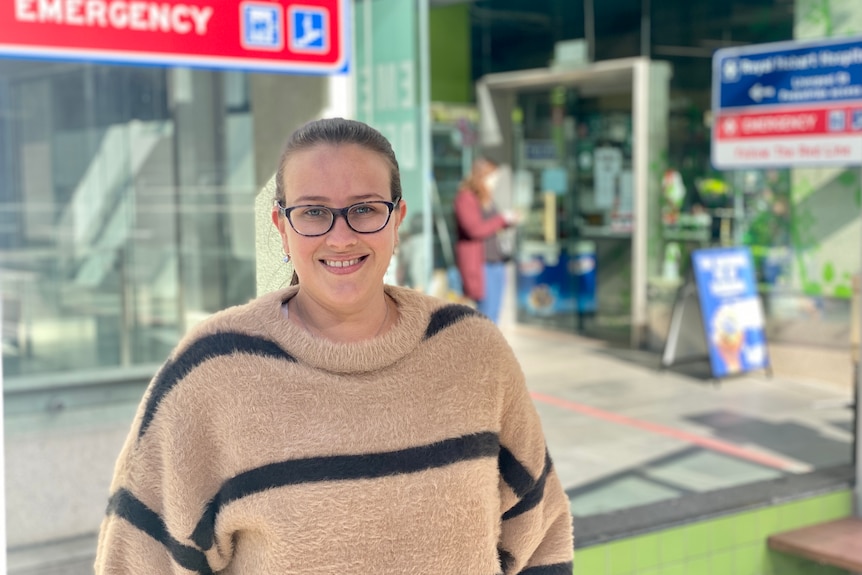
[325,213,358,246]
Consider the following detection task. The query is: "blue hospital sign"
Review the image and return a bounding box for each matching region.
[290,7,328,53]
[241,3,284,51]
[711,35,862,168]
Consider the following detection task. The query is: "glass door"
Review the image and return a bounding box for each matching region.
[512,86,634,342]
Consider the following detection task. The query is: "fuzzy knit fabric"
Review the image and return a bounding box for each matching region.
[95,284,574,574]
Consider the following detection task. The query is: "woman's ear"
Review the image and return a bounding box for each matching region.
[272,207,290,255]
[394,199,407,236]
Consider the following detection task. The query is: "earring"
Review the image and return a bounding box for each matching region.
[283,253,291,263]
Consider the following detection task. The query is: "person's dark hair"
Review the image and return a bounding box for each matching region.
[274,118,403,286]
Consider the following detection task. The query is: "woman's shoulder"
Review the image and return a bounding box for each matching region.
[170,288,295,354]
[387,285,508,344]
[453,186,477,204]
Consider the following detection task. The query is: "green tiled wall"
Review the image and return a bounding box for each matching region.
[573,490,854,575]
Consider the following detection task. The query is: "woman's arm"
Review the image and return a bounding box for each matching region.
[497,359,574,575]
[95,350,224,574]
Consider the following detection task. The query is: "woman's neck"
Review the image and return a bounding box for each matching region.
[287,291,394,343]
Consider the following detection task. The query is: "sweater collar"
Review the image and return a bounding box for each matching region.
[252,284,430,374]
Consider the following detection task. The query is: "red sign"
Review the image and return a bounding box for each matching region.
[0,0,349,74]
[713,104,862,167]
[716,105,862,139]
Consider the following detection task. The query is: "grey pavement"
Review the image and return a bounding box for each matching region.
[502,323,855,517]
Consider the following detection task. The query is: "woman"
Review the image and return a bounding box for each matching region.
[94,118,572,574]
[454,156,516,324]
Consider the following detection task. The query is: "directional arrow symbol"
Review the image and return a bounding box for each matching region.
[749,83,776,103]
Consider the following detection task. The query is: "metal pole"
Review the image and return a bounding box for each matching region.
[631,58,650,348]
[855,165,862,517]
[640,0,650,58]
[584,0,595,63]
[363,0,374,125]
[0,295,6,574]
[168,68,188,336]
[418,0,432,291]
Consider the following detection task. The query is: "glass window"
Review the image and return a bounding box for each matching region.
[0,62,256,383]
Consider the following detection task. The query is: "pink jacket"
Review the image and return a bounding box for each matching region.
[453,188,508,301]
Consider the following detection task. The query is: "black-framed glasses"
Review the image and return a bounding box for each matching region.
[276,200,399,237]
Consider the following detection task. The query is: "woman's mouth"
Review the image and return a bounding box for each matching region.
[322,256,366,268]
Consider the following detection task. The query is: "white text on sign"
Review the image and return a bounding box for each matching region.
[715,136,862,168]
[14,0,214,35]
[358,59,417,169]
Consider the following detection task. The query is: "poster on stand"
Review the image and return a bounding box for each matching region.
[691,247,770,378]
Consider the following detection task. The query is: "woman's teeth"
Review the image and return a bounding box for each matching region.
[325,258,361,268]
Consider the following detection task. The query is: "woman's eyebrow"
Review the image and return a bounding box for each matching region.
[292,194,385,204]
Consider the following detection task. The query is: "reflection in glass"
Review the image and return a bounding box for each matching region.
[0,63,256,382]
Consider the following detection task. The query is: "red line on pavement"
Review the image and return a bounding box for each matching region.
[530,391,799,471]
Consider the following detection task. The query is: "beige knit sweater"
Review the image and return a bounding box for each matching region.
[95,285,574,574]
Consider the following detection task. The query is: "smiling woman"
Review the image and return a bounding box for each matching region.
[94,117,574,575]
[269,118,407,341]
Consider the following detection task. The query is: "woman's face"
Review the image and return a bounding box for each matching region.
[272,143,406,311]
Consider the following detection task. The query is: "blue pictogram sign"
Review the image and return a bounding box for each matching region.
[289,7,328,53]
[241,3,284,51]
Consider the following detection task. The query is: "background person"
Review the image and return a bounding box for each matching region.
[454,156,518,324]
[94,118,572,574]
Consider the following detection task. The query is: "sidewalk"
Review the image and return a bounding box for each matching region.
[502,323,855,518]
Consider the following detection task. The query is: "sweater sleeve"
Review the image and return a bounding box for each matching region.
[497,359,574,575]
[94,365,220,575]
[454,189,508,240]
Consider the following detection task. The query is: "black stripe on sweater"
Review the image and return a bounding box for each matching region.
[107,488,213,575]
[190,431,500,550]
[138,332,296,440]
[424,304,482,340]
[518,562,574,575]
[499,446,537,498]
[498,546,516,573]
[502,451,553,521]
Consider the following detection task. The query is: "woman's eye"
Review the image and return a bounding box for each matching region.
[302,207,328,218]
[351,204,378,216]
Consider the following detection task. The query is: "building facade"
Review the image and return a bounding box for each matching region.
[0,0,859,573]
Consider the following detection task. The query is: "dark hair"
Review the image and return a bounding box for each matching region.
[274,117,402,206]
[274,118,403,286]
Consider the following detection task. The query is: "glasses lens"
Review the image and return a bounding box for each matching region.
[346,202,391,233]
[289,206,334,236]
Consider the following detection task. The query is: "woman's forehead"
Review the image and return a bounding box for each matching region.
[282,144,391,201]
[285,143,388,172]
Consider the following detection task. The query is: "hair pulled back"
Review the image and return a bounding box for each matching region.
[274,117,402,206]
